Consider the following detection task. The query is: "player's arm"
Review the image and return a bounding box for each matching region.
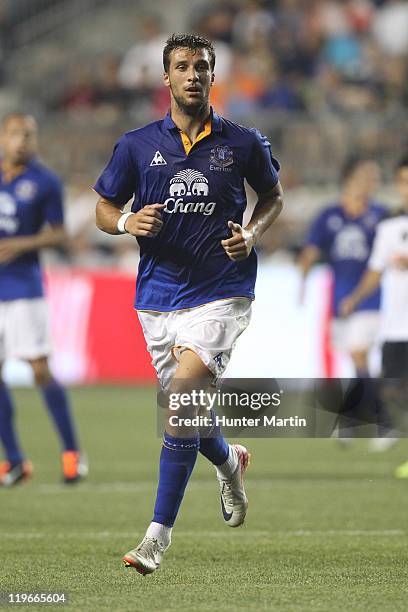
[339,269,382,317]
[392,254,408,269]
[0,224,66,264]
[340,222,387,317]
[95,196,164,237]
[297,245,321,304]
[221,181,283,262]
[298,244,321,279]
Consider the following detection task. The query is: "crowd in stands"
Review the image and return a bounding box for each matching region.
[3,0,408,268]
[48,1,408,120]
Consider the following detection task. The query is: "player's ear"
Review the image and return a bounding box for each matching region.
[210,72,215,87]
[163,71,170,88]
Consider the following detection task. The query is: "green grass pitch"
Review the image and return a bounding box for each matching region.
[1,386,408,611]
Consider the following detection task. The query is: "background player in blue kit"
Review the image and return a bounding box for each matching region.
[0,113,87,486]
[299,156,392,442]
[94,34,283,575]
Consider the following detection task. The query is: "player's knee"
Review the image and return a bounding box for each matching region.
[175,348,212,382]
[30,359,52,387]
[350,350,368,372]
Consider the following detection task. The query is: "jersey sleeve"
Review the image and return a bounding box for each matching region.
[42,174,64,225]
[369,223,389,272]
[93,135,136,206]
[245,128,280,193]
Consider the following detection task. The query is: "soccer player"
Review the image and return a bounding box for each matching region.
[298,156,391,439]
[94,34,283,575]
[340,155,408,471]
[0,113,87,486]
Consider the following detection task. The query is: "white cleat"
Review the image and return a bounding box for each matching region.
[218,444,250,528]
[368,437,399,453]
[123,537,169,575]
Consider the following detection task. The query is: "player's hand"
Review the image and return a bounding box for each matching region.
[339,296,356,318]
[221,221,254,262]
[0,238,26,263]
[391,254,408,270]
[124,204,165,237]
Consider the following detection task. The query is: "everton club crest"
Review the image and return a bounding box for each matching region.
[210,145,233,171]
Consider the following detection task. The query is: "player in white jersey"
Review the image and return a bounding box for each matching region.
[299,157,392,443]
[341,155,408,466]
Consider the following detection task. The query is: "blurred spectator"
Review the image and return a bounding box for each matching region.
[93,55,131,112]
[232,0,275,50]
[118,15,168,90]
[372,0,408,56]
[257,54,305,111]
[192,2,236,44]
[57,65,96,112]
[4,0,408,272]
[223,51,265,118]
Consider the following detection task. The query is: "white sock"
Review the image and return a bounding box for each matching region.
[215,445,238,480]
[146,522,172,548]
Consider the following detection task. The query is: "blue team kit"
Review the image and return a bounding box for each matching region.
[94,108,280,311]
[307,203,388,316]
[0,160,64,301]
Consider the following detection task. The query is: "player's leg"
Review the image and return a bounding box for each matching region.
[0,361,33,486]
[124,348,208,574]
[382,341,408,477]
[175,299,251,526]
[29,356,78,452]
[0,303,32,486]
[7,297,85,483]
[339,312,394,441]
[349,346,395,447]
[149,350,210,533]
[124,301,251,573]
[28,356,86,482]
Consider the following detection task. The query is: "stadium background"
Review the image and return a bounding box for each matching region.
[7,0,407,382]
[2,2,408,611]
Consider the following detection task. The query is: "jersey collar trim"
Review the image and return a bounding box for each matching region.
[162,106,222,134]
[180,118,212,155]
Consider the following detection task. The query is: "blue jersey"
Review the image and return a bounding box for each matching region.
[0,159,64,301]
[306,202,388,316]
[94,109,280,311]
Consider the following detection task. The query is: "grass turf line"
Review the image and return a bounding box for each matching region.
[1,386,408,611]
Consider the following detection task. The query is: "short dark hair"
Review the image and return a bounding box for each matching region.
[340,154,372,184]
[396,154,408,173]
[163,34,215,72]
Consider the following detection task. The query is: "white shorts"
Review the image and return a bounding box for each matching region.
[138,298,252,385]
[331,311,380,353]
[0,298,52,362]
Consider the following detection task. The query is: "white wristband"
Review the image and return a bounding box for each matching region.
[117,211,134,234]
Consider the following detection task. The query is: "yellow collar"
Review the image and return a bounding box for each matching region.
[180,118,212,155]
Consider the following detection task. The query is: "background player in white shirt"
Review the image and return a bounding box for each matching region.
[341,155,408,468]
[299,157,392,443]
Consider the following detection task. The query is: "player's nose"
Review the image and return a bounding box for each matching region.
[187,69,199,82]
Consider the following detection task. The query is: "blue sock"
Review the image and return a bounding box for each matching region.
[0,383,24,465]
[199,409,229,466]
[41,379,78,451]
[152,432,199,527]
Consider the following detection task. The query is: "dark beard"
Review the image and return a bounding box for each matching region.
[171,89,208,117]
